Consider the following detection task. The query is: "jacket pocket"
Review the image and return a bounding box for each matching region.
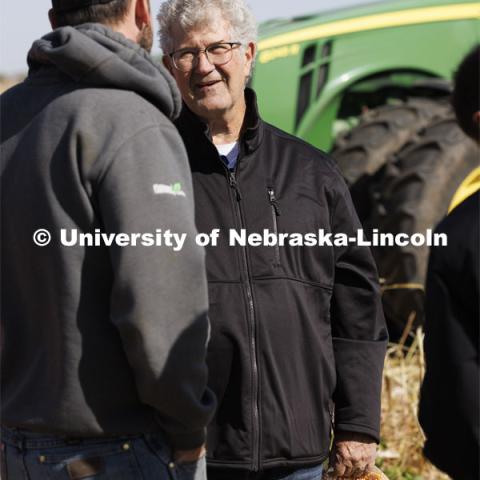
[267,186,281,268]
[255,280,335,461]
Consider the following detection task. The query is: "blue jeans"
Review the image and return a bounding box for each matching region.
[207,463,324,480]
[0,427,206,480]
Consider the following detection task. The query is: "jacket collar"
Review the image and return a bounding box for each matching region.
[243,88,263,153]
[176,87,263,154]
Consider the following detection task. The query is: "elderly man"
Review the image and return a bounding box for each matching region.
[159,1,388,478]
[1,0,215,478]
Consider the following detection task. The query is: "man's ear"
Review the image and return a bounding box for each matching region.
[48,8,57,29]
[244,41,256,77]
[135,0,151,30]
[473,111,480,125]
[246,41,256,64]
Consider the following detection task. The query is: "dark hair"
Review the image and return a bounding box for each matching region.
[452,45,480,142]
[54,0,131,27]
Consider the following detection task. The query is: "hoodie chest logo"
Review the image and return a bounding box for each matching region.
[153,183,186,197]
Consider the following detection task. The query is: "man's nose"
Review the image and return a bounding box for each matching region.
[194,51,215,74]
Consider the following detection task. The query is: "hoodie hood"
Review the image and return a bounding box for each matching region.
[27,23,181,119]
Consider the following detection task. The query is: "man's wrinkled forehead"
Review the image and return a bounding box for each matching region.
[170,10,233,50]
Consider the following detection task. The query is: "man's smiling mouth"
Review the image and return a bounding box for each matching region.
[196,80,222,89]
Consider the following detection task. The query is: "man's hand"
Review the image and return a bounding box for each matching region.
[329,431,377,478]
[173,444,207,465]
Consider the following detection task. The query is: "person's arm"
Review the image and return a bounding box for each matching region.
[328,178,388,477]
[96,123,216,450]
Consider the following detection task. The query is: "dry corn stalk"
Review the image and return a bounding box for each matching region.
[323,466,389,479]
[379,328,451,479]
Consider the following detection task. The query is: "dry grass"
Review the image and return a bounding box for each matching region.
[377,322,451,480]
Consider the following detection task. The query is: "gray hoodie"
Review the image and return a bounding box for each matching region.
[0,23,215,449]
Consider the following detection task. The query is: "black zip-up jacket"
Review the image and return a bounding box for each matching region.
[176,89,388,471]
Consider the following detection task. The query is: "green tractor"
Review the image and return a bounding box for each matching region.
[250,0,480,339]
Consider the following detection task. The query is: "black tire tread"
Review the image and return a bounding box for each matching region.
[368,113,479,338]
[332,98,449,184]
[331,98,449,221]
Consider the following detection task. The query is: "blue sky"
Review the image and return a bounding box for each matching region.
[0,0,381,75]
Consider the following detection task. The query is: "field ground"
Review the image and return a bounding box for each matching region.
[378,328,451,480]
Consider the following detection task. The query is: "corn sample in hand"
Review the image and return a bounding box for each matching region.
[322,466,389,480]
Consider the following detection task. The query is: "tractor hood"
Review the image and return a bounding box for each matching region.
[252,0,479,148]
[258,0,479,57]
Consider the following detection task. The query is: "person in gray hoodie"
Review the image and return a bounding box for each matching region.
[0,1,215,479]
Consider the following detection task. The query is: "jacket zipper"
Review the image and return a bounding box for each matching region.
[267,187,281,267]
[228,169,261,471]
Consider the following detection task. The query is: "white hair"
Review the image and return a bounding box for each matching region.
[157,0,258,55]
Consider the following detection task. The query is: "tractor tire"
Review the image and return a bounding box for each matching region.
[331,98,449,222]
[367,114,479,340]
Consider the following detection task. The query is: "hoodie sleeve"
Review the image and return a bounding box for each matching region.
[329,178,388,442]
[95,123,216,450]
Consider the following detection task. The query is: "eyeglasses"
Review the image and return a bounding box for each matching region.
[169,42,242,72]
